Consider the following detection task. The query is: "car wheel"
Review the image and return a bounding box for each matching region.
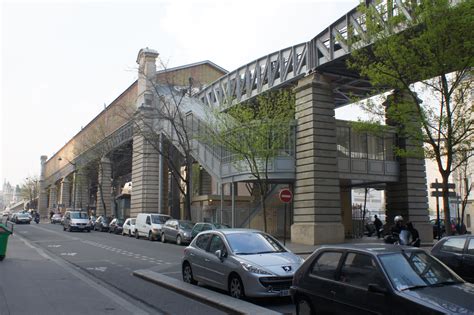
[176,235,182,246]
[63,225,66,231]
[229,274,245,299]
[182,262,197,285]
[148,232,154,241]
[135,230,139,239]
[129,230,132,237]
[87,229,91,233]
[296,296,314,315]
[68,225,72,232]
[161,233,166,243]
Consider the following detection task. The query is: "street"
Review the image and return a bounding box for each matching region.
[12,223,295,314]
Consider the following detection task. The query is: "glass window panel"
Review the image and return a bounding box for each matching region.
[351,131,367,159]
[337,127,350,158]
[311,251,342,280]
[384,134,395,161]
[367,135,384,160]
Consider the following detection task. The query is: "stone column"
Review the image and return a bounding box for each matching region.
[74,168,89,210]
[130,48,161,218]
[291,73,344,245]
[38,155,49,218]
[48,185,58,209]
[59,178,70,209]
[200,169,212,195]
[96,157,112,217]
[385,90,431,242]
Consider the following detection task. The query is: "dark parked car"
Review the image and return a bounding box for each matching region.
[109,218,125,234]
[191,222,230,239]
[94,216,110,232]
[431,235,474,283]
[291,244,474,314]
[161,220,194,245]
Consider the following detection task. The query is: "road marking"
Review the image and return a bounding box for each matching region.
[60,252,77,256]
[47,245,61,248]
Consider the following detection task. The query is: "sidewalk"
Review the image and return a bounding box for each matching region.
[283,236,435,255]
[0,233,148,315]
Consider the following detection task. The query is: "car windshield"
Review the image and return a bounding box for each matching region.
[151,215,170,224]
[379,251,462,291]
[130,219,136,224]
[179,221,193,230]
[70,212,88,219]
[18,213,29,218]
[226,232,286,255]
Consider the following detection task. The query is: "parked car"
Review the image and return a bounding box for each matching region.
[161,219,194,245]
[11,212,32,224]
[109,218,125,234]
[182,229,304,298]
[290,244,474,314]
[94,216,110,232]
[135,213,171,241]
[191,222,230,240]
[431,235,474,282]
[50,213,62,224]
[122,218,136,237]
[62,211,91,232]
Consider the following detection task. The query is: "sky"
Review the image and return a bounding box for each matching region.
[1,0,359,187]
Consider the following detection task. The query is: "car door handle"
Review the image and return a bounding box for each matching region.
[204,258,210,262]
[330,290,336,296]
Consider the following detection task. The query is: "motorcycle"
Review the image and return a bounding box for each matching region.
[384,230,411,245]
[34,216,40,224]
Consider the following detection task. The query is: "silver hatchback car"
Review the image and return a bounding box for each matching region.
[182,229,304,299]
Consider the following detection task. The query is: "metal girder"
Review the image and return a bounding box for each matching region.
[197,0,415,109]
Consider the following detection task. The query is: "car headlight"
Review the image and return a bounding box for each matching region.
[240,262,272,275]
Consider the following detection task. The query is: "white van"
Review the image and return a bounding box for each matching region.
[135,213,171,241]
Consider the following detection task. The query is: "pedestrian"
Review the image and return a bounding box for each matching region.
[406,222,420,247]
[374,215,383,239]
[49,210,54,219]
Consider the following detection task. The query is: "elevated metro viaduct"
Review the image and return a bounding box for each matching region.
[38,1,432,245]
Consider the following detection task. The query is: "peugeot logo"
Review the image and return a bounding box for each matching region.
[282,266,292,272]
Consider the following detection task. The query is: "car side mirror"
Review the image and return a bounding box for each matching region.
[368,283,388,295]
[215,250,226,261]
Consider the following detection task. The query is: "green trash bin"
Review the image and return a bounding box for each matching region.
[0,223,13,261]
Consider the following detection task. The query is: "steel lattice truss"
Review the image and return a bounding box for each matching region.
[197,0,415,109]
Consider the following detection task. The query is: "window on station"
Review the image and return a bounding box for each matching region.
[337,127,350,158]
[367,135,384,160]
[351,132,367,159]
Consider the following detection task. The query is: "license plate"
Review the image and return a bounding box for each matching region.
[279,290,290,297]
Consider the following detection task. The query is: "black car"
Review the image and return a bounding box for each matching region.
[190,222,230,239]
[291,244,474,314]
[94,216,110,232]
[109,218,125,234]
[431,235,474,283]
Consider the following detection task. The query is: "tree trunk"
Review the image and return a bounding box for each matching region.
[261,194,267,233]
[184,161,193,220]
[442,176,452,236]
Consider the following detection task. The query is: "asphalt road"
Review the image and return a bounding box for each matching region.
[14,223,295,314]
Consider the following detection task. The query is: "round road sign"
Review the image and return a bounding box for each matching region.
[279,189,292,203]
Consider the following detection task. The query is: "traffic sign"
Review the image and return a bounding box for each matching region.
[279,189,293,203]
[430,182,455,189]
[431,191,456,198]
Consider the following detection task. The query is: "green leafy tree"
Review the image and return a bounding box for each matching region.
[206,89,295,232]
[348,0,474,235]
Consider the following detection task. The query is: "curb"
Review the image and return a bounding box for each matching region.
[133,269,282,315]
